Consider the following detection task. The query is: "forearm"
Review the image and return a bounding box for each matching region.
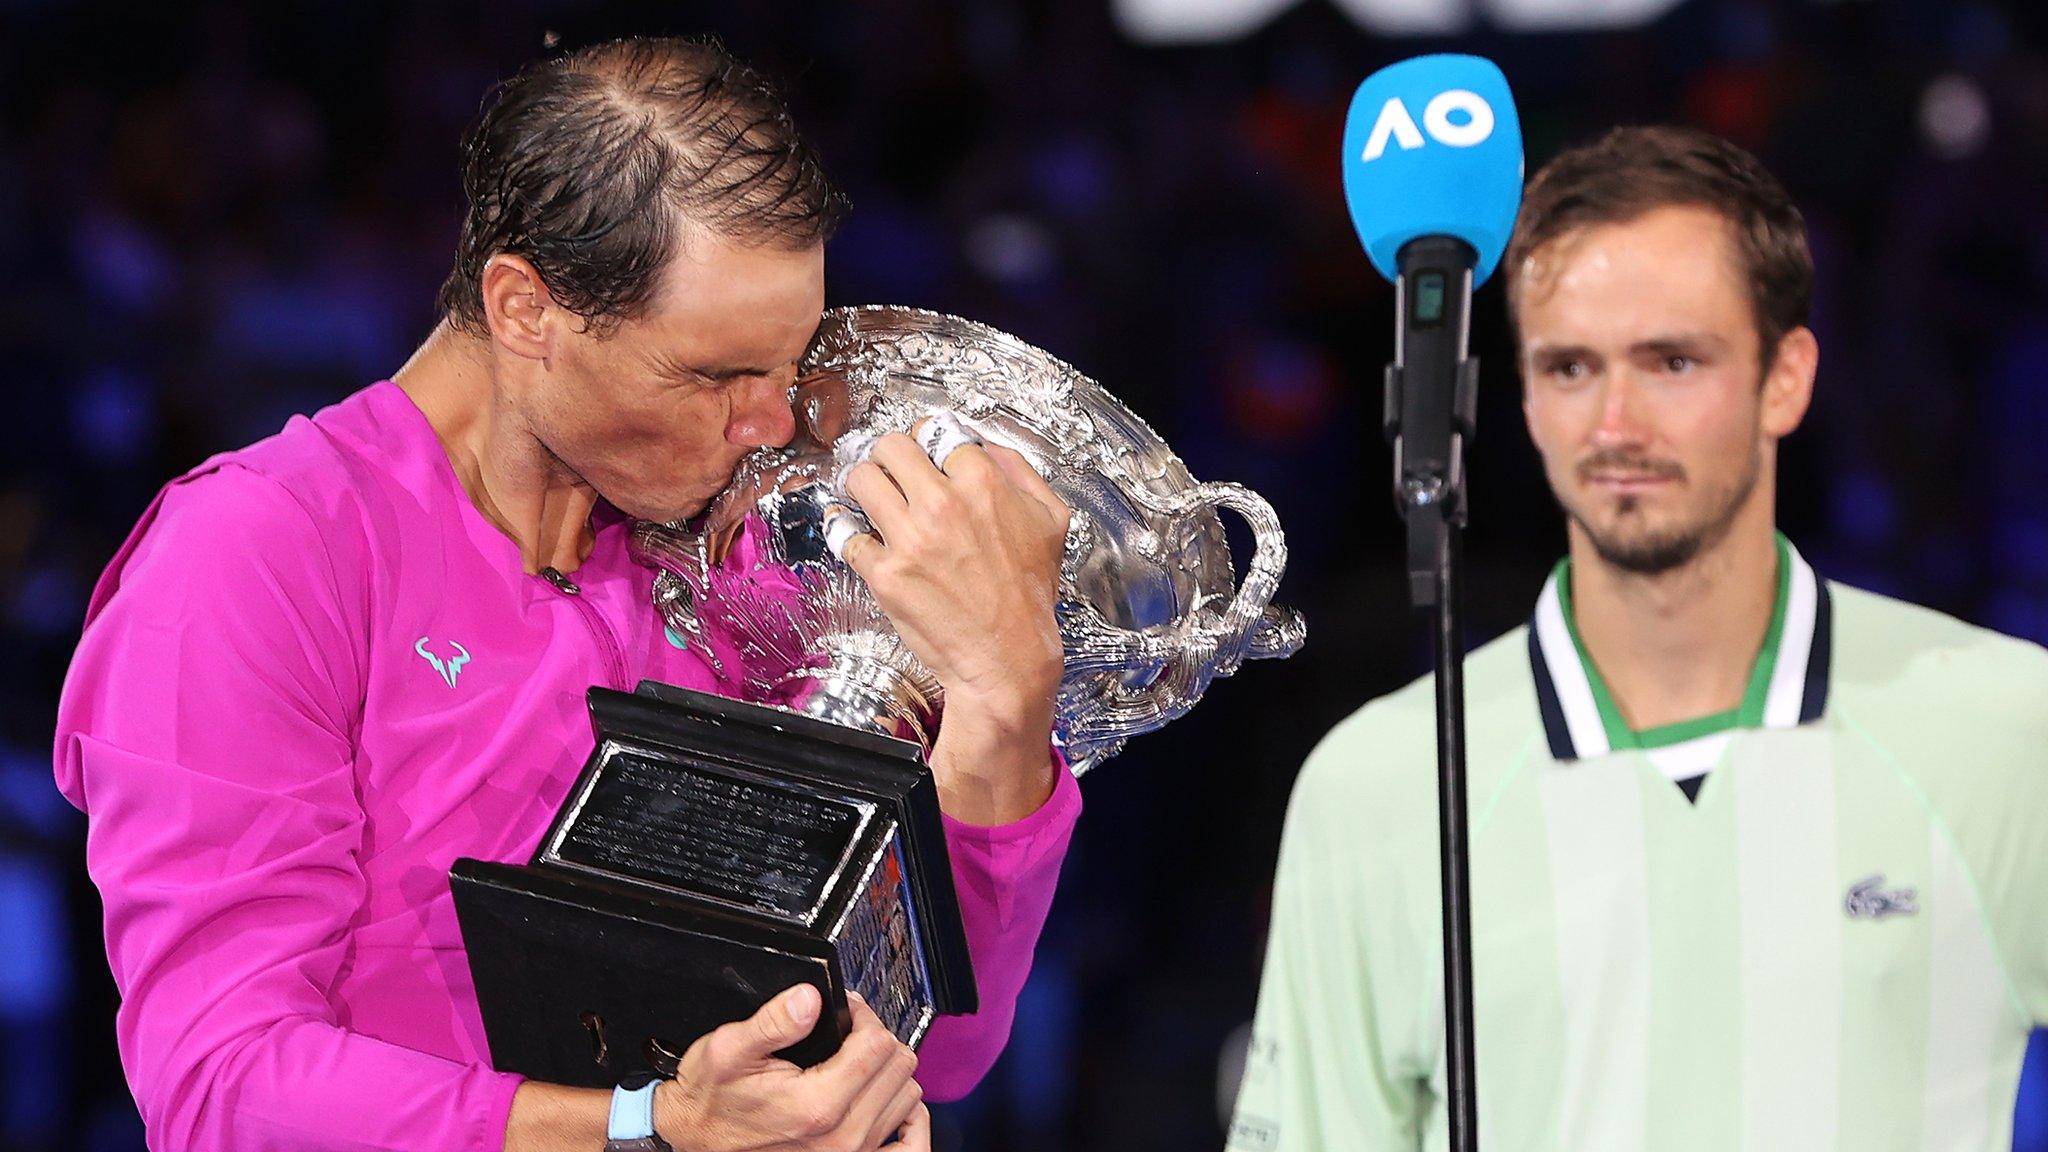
[503,1082,613,1152]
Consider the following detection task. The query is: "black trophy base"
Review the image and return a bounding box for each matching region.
[450,682,974,1090]
[451,859,850,1086]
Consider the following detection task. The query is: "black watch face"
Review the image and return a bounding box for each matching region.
[603,1138,673,1152]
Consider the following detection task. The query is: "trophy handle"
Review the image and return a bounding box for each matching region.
[1060,481,1302,758]
[1137,480,1301,676]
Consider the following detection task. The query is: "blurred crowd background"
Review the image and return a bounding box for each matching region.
[3,0,2047,1149]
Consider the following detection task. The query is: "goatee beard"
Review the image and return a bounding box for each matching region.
[1582,515,1710,575]
[1571,452,1760,577]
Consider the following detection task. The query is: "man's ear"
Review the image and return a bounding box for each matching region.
[479,254,556,364]
[1761,325,1818,440]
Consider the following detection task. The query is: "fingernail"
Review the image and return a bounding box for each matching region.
[786,984,820,1027]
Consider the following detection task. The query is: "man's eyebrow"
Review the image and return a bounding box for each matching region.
[1524,334,1729,361]
[657,356,776,381]
[1629,333,1726,356]
[1526,343,1596,362]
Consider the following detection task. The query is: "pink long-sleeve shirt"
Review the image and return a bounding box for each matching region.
[53,380,1079,1152]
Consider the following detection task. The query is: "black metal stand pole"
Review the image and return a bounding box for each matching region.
[1384,234,1482,1152]
[1428,518,1477,1152]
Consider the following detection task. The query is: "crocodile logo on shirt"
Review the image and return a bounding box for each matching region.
[414,637,471,689]
[1844,874,1919,921]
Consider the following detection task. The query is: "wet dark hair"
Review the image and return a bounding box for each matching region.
[1506,125,1812,365]
[436,36,847,337]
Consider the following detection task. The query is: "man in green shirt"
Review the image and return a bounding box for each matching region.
[1228,126,2048,1151]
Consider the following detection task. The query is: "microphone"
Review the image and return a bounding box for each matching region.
[1338,55,1525,1152]
[1341,54,1523,605]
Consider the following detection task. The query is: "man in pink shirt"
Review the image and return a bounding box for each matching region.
[54,37,1081,1152]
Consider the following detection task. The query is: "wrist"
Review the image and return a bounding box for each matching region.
[650,1080,695,1151]
[942,668,1057,736]
[603,1081,674,1152]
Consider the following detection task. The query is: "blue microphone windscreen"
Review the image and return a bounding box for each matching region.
[1342,54,1525,288]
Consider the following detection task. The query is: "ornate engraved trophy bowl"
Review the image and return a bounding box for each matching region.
[630,305,1304,775]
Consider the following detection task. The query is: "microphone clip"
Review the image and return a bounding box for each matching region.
[1385,346,1479,608]
[1384,356,1479,516]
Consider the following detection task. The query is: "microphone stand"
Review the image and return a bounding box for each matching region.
[1384,235,1482,1152]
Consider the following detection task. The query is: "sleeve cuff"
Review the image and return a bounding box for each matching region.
[477,1070,526,1152]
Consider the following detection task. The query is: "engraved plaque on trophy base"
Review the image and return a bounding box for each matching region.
[450,681,974,1088]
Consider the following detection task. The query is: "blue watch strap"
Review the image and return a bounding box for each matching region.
[608,1081,660,1141]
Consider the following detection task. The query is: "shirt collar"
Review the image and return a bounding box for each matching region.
[1527,534,1833,763]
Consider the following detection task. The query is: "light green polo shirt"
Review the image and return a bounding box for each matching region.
[1229,540,2048,1151]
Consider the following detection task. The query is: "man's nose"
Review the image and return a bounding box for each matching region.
[1589,373,1651,448]
[726,372,798,449]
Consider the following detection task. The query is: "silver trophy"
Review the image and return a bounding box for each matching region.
[630,305,1304,775]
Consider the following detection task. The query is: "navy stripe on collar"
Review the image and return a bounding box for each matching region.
[1529,624,1576,761]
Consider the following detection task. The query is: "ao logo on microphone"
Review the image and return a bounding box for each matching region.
[1341,55,1523,285]
[1360,90,1496,162]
